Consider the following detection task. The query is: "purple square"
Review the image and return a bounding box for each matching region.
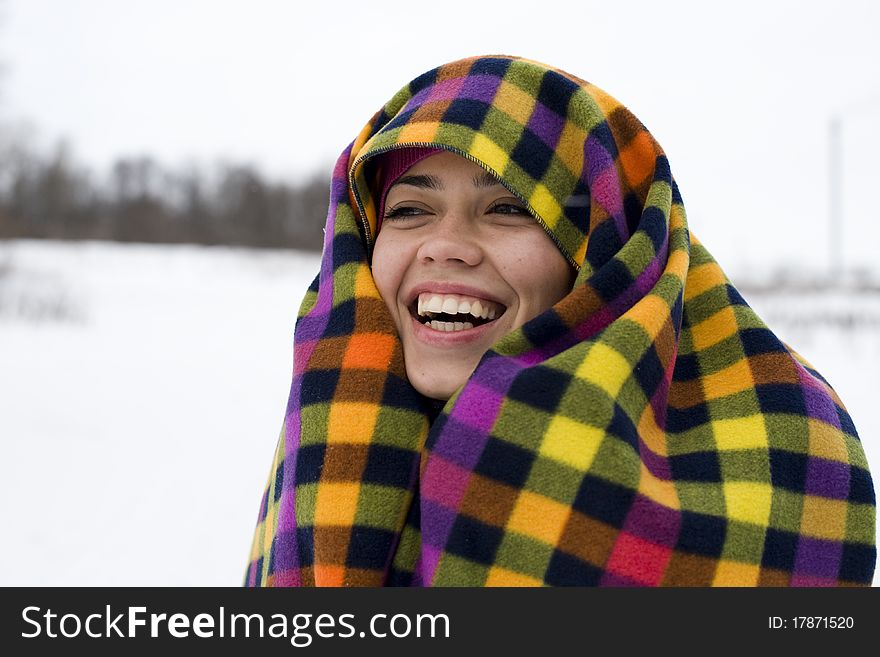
[420,498,458,550]
[451,382,503,432]
[527,101,565,148]
[622,494,681,548]
[793,536,843,579]
[805,457,850,500]
[433,416,489,468]
[460,74,502,104]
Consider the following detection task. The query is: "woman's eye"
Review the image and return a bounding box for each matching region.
[383,205,428,220]
[488,203,531,216]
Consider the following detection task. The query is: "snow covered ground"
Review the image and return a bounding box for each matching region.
[1,240,877,586]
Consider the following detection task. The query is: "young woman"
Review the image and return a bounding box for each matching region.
[246,55,875,586]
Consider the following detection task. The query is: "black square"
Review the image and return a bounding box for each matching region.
[536,71,578,118]
[332,232,366,268]
[408,67,438,95]
[545,549,603,586]
[838,542,876,584]
[507,365,571,412]
[740,327,783,357]
[300,369,340,405]
[761,527,799,571]
[676,510,726,557]
[470,57,512,78]
[672,352,701,383]
[591,257,636,303]
[295,444,325,484]
[849,466,875,504]
[666,403,711,433]
[640,205,667,254]
[585,219,625,272]
[522,307,568,348]
[381,372,425,411]
[444,515,504,565]
[510,127,555,180]
[296,526,315,565]
[606,403,638,451]
[768,448,808,491]
[572,474,635,527]
[670,451,722,483]
[382,107,418,133]
[623,191,642,237]
[273,457,285,502]
[633,345,664,400]
[755,384,806,415]
[474,437,535,489]
[362,445,417,488]
[442,98,491,131]
[346,526,397,570]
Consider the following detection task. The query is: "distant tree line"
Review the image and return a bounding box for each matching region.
[0,140,328,250]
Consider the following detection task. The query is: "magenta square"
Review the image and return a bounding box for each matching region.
[622,494,681,547]
[452,382,503,432]
[428,77,466,103]
[422,454,472,510]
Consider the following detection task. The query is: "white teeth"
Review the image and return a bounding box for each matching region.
[415,292,503,321]
[441,296,459,314]
[424,319,476,332]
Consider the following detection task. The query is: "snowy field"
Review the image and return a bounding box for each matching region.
[1,239,877,586]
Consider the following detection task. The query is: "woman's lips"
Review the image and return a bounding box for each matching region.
[407,309,503,346]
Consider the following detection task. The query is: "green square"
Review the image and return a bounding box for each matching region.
[767,488,805,533]
[374,406,428,450]
[354,484,409,530]
[506,60,545,96]
[557,379,614,430]
[434,124,476,151]
[295,483,318,525]
[493,532,553,580]
[695,335,746,374]
[764,414,810,453]
[718,449,771,482]
[704,389,761,420]
[587,437,640,489]
[732,304,766,330]
[721,519,766,563]
[526,457,583,505]
[483,107,526,152]
[299,404,329,445]
[845,503,876,544]
[494,399,552,450]
[676,481,725,515]
[433,554,490,586]
[668,423,716,456]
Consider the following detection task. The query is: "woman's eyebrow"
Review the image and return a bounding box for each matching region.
[473,170,503,188]
[391,174,443,191]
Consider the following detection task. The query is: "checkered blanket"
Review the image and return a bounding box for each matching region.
[246,56,875,586]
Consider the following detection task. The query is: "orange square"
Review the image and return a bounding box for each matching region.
[507,490,571,545]
[800,495,847,540]
[713,560,760,586]
[315,482,360,525]
[485,566,543,587]
[327,402,379,443]
[342,333,395,370]
[703,358,755,400]
[313,565,345,587]
[619,130,656,188]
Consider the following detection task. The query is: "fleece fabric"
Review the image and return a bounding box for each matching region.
[245,55,875,586]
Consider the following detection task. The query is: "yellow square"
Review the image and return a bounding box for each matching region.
[800,495,848,540]
[713,560,760,586]
[327,402,379,443]
[354,264,381,299]
[556,121,587,177]
[507,490,571,545]
[314,482,360,526]
[493,80,536,125]
[471,133,509,175]
[724,481,772,526]
[632,295,669,341]
[703,359,755,401]
[712,415,767,451]
[808,419,849,463]
[540,416,604,470]
[684,263,727,301]
[485,566,543,587]
[397,121,440,143]
[577,342,632,398]
[690,306,738,351]
[528,183,562,226]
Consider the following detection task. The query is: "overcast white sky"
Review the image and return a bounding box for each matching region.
[2,0,879,273]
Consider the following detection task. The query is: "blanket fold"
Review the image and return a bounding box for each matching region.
[246,55,875,586]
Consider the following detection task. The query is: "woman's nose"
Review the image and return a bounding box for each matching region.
[415,212,484,267]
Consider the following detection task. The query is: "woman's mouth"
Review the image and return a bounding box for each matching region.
[409,292,506,333]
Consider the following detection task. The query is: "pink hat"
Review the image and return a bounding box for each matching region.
[374,146,444,232]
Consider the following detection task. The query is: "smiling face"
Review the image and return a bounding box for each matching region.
[371,150,573,400]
